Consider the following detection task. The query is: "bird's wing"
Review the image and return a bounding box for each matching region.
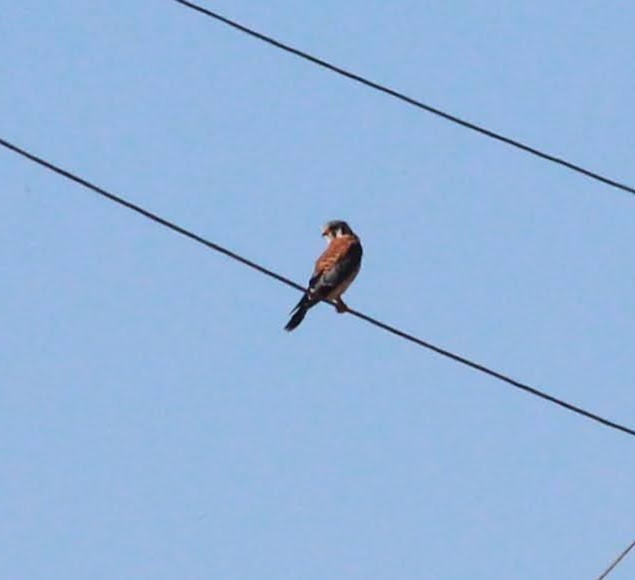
[308,235,362,296]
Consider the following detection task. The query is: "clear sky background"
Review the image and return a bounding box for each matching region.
[3,2,635,578]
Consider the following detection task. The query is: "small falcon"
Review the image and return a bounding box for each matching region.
[285,220,363,331]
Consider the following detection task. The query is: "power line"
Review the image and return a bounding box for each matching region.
[597,538,635,579]
[172,0,635,198]
[2,135,634,438]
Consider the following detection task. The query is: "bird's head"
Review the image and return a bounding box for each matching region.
[322,220,354,240]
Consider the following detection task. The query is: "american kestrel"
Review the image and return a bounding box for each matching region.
[284,220,363,331]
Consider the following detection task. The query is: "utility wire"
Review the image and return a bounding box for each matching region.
[172,0,635,198]
[597,538,635,579]
[2,135,635,438]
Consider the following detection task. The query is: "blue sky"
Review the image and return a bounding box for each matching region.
[3,1,635,578]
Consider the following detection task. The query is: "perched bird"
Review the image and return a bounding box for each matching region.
[285,220,363,331]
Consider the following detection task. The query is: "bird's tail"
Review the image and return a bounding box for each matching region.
[284,295,313,332]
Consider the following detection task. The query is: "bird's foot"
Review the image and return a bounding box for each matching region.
[335,299,348,313]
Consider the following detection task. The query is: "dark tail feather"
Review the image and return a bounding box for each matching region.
[284,305,308,331]
[284,295,313,331]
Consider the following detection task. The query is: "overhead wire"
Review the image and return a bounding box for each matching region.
[596,537,635,579]
[172,0,635,198]
[2,135,634,438]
